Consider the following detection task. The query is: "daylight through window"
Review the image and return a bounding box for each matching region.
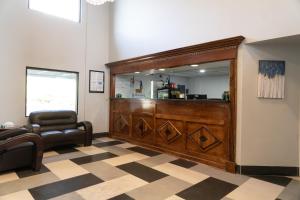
[26,67,78,116]
[29,0,81,22]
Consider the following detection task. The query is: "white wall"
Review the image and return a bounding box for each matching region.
[188,75,229,99]
[239,43,300,166]
[0,0,110,133]
[109,0,300,167]
[109,0,300,61]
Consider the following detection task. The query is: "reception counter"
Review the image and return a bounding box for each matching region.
[110,98,234,171]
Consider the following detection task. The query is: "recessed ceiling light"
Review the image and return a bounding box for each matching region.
[190,64,199,67]
[134,72,140,74]
[200,69,206,73]
[158,69,165,71]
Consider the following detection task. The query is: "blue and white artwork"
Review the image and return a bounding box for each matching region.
[258,60,285,99]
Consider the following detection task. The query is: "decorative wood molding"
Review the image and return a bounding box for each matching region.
[158,121,182,144]
[189,126,221,152]
[106,36,244,70]
[114,115,129,133]
[135,118,152,138]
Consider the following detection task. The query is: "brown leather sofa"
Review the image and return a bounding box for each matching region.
[0,128,43,172]
[27,111,93,150]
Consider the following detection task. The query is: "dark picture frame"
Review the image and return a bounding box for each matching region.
[89,70,105,93]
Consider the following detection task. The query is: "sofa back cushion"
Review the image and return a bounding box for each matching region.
[29,111,77,132]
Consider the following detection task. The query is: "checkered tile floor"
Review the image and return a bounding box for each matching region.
[0,135,299,200]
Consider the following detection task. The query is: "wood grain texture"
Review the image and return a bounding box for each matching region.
[106,36,244,172]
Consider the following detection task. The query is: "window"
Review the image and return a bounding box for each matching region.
[29,0,81,22]
[26,67,79,116]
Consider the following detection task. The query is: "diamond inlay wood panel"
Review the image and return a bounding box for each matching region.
[158,121,182,144]
[186,122,227,160]
[114,114,129,135]
[135,118,152,138]
[189,126,221,152]
[132,116,154,144]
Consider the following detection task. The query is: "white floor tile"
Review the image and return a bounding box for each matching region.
[45,160,89,180]
[0,172,19,184]
[226,178,284,200]
[0,190,34,200]
[76,146,107,155]
[103,153,148,166]
[76,174,147,200]
[154,163,209,184]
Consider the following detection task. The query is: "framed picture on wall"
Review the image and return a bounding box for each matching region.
[89,70,104,93]
[257,60,285,99]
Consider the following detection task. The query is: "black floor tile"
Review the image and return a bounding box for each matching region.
[94,140,124,148]
[170,159,197,168]
[29,173,103,200]
[127,146,161,157]
[70,152,117,165]
[109,194,135,200]
[177,177,237,200]
[251,175,292,187]
[16,164,50,178]
[117,162,168,183]
[52,145,79,154]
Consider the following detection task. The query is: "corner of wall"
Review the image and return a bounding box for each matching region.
[235,44,245,166]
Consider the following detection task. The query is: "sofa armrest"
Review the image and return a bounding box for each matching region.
[26,124,41,134]
[77,121,93,146]
[0,128,29,141]
[0,133,44,170]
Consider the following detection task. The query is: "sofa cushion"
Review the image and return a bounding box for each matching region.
[40,130,64,144]
[63,129,85,140]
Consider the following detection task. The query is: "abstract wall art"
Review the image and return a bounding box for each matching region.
[257,60,285,99]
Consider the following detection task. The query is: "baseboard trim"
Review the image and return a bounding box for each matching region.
[236,165,299,176]
[93,132,109,139]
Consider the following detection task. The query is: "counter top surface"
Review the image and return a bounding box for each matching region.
[110,97,230,104]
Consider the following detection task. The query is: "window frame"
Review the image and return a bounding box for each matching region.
[25,66,80,117]
[28,0,82,23]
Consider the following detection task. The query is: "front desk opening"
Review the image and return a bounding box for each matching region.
[114,60,230,102]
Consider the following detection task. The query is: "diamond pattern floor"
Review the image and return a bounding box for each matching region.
[0,135,299,200]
